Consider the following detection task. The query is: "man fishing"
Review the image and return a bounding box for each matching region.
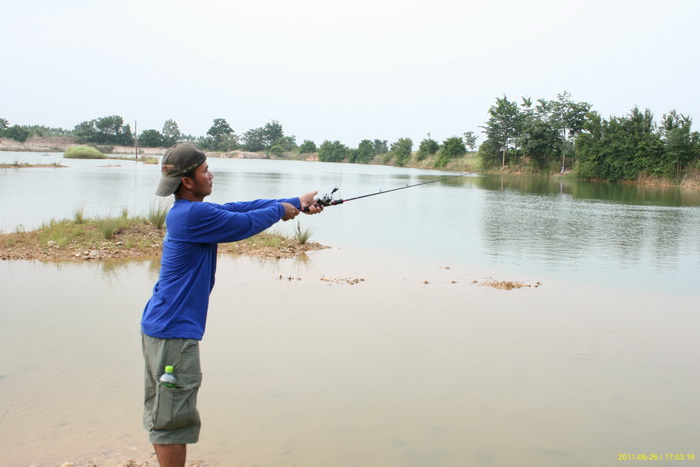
[140,143,323,466]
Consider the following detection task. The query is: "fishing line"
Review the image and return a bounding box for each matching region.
[303,173,466,211]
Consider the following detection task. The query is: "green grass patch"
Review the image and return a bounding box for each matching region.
[64,145,106,159]
[239,232,285,249]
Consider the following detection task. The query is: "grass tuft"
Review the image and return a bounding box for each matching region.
[293,220,315,244]
[147,199,170,229]
[73,206,86,224]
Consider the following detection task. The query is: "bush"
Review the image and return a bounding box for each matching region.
[299,140,317,154]
[318,140,349,162]
[417,138,440,161]
[268,145,285,157]
[435,137,466,168]
[391,138,413,167]
[64,145,106,159]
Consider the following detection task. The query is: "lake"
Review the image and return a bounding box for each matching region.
[1,152,699,466]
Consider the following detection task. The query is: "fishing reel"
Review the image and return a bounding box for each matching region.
[304,187,342,212]
[315,187,339,207]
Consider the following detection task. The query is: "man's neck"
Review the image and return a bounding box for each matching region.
[174,192,204,202]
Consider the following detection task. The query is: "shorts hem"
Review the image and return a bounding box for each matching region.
[148,426,200,445]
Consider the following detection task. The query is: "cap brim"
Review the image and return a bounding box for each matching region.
[155,175,182,196]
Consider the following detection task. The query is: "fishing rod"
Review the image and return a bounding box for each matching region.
[303,173,465,211]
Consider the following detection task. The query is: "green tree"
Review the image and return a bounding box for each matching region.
[95,115,122,144]
[661,111,700,178]
[519,119,564,169]
[97,115,133,145]
[138,129,164,148]
[547,91,592,169]
[318,140,349,162]
[73,120,98,143]
[218,133,240,152]
[477,138,502,168]
[463,131,478,151]
[299,140,317,153]
[273,136,296,152]
[242,127,266,152]
[4,125,30,143]
[0,118,9,133]
[262,120,284,149]
[162,119,181,147]
[435,137,466,168]
[575,111,610,179]
[391,138,413,166]
[207,118,233,143]
[373,139,388,156]
[74,115,133,145]
[354,139,375,163]
[575,108,665,182]
[417,138,439,161]
[481,95,523,168]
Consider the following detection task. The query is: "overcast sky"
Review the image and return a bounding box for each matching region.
[2,0,699,147]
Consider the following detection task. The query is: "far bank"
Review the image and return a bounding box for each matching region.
[2,135,699,188]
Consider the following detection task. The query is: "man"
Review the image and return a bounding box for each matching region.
[141,143,322,466]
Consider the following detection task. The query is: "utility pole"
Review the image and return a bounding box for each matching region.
[134,120,138,161]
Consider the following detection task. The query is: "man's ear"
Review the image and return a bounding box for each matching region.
[180,176,194,190]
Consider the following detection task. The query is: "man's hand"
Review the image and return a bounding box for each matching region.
[299,191,324,214]
[281,202,300,221]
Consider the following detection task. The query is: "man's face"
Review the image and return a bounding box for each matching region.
[186,161,214,199]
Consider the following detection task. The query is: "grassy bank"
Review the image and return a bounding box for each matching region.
[0,208,328,262]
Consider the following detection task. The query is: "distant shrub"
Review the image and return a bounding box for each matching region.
[64,145,105,159]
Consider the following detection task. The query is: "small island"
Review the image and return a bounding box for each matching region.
[0,212,328,262]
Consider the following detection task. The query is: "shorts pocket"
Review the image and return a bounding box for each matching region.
[153,371,202,431]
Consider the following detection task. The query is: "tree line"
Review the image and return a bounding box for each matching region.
[2,92,699,182]
[479,91,700,181]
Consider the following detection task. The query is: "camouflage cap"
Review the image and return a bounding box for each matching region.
[155,143,207,196]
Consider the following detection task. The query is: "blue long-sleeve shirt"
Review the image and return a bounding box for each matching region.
[141,197,300,339]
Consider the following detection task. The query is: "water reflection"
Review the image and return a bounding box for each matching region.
[468,173,700,206]
[480,187,698,279]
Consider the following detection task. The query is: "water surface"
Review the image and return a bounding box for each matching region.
[1,152,699,466]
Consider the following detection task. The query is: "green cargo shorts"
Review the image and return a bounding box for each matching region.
[142,333,202,445]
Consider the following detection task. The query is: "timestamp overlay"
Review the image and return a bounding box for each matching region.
[618,453,696,462]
